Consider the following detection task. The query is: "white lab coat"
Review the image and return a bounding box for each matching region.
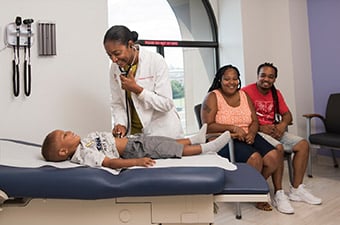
[109,47,184,139]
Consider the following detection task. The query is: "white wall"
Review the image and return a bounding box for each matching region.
[0,0,111,143]
[288,0,314,137]
[216,0,313,137]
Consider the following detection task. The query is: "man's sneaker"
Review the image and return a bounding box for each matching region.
[289,184,322,205]
[272,190,294,214]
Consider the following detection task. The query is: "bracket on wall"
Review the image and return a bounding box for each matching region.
[5,22,34,47]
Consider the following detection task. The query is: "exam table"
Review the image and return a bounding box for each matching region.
[0,141,269,225]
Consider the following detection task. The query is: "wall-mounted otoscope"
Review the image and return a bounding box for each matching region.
[5,16,35,97]
[23,18,34,96]
[12,16,22,97]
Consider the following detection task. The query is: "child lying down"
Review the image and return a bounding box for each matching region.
[41,124,231,170]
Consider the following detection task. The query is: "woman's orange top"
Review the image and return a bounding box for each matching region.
[213,89,252,133]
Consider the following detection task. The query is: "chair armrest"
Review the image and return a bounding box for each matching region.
[303,113,327,139]
[303,113,326,125]
[303,113,324,120]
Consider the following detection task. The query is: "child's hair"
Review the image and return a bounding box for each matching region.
[41,131,62,162]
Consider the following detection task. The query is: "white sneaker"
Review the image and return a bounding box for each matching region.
[272,190,294,214]
[289,184,322,205]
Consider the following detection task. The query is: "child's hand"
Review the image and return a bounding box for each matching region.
[136,157,156,167]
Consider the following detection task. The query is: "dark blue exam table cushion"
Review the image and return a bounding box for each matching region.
[0,165,226,200]
[0,163,268,200]
[221,163,269,194]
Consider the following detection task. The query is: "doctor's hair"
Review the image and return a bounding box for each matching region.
[103,25,139,46]
[208,64,242,92]
[257,62,278,78]
[41,131,62,162]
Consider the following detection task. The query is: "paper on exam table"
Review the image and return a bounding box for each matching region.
[0,141,121,175]
[130,153,237,171]
[0,141,80,168]
[0,141,237,175]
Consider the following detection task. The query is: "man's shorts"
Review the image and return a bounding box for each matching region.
[258,132,304,152]
[121,134,183,159]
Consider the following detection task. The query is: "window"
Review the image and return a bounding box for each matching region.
[108,0,218,135]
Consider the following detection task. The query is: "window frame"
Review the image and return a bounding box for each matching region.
[137,0,219,71]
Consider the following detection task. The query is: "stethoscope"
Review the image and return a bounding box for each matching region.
[11,17,34,97]
[23,19,34,96]
[12,16,21,97]
[118,45,138,77]
[118,46,138,136]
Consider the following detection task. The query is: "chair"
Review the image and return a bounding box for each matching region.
[283,148,294,185]
[194,104,241,217]
[303,93,340,177]
[194,104,235,162]
[194,104,294,185]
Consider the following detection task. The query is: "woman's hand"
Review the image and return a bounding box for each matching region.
[233,126,247,142]
[120,75,143,95]
[112,124,127,138]
[245,132,255,145]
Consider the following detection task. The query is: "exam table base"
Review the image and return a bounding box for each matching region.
[0,194,269,225]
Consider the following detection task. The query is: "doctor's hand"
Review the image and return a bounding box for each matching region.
[120,75,143,95]
[112,124,127,138]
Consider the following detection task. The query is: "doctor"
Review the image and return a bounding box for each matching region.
[103,25,184,138]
